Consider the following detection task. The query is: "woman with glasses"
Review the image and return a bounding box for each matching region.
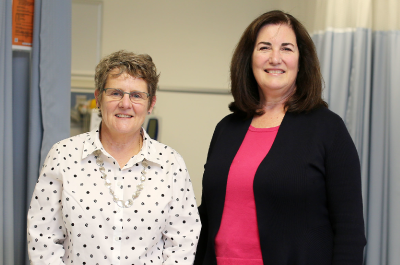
[27,50,201,265]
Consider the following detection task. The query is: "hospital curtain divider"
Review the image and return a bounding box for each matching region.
[35,1,71,169]
[12,50,31,265]
[1,0,73,264]
[0,0,15,264]
[26,0,44,212]
[312,28,372,207]
[312,27,400,265]
[364,30,400,265]
[26,0,72,212]
[23,1,72,264]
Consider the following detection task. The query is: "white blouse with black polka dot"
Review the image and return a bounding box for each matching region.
[27,128,201,265]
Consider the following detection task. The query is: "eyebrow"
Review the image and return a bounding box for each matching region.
[257,41,295,47]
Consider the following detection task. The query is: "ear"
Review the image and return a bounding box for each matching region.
[148,96,157,114]
[94,90,101,108]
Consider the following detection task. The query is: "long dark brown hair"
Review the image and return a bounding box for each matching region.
[229,10,327,118]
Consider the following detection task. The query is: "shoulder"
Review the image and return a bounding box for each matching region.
[47,133,86,152]
[286,107,354,151]
[214,113,251,134]
[50,132,89,153]
[217,113,249,126]
[287,106,345,131]
[58,132,90,146]
[43,132,93,166]
[283,107,350,143]
[310,106,343,123]
[144,136,188,169]
[291,106,341,121]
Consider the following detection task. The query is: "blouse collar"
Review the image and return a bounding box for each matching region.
[81,127,162,168]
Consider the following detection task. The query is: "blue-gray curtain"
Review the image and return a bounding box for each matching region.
[365,30,400,265]
[26,1,72,200]
[13,50,31,265]
[312,28,371,205]
[25,1,71,264]
[312,29,400,265]
[0,0,15,264]
[1,1,71,265]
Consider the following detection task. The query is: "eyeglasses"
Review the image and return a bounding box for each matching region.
[104,88,150,103]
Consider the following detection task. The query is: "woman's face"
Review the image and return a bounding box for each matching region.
[95,69,156,138]
[252,23,299,99]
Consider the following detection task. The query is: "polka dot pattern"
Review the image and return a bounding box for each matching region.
[27,128,201,265]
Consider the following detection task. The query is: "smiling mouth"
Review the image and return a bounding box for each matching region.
[265,70,285,74]
[115,114,133,118]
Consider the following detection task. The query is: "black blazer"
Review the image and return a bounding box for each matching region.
[194,107,366,265]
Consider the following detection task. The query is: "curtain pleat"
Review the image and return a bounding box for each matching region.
[12,51,31,265]
[38,1,71,168]
[0,0,15,264]
[312,28,371,207]
[313,28,400,265]
[26,0,72,212]
[1,0,73,264]
[24,1,71,264]
[364,30,400,265]
[26,0,43,207]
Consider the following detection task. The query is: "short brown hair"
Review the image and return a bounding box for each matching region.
[229,10,327,118]
[95,50,160,109]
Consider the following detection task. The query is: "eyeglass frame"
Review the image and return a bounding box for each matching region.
[103,88,151,103]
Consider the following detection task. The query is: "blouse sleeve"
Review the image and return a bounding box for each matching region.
[27,143,67,265]
[161,152,201,265]
[325,119,367,264]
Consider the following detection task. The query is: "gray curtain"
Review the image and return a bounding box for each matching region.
[0,1,71,265]
[365,30,400,265]
[0,0,15,264]
[313,29,400,265]
[13,50,31,265]
[312,28,371,208]
[26,1,72,200]
[25,1,71,264]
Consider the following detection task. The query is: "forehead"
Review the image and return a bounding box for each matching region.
[107,68,135,79]
[105,69,138,85]
[105,69,148,92]
[256,23,297,44]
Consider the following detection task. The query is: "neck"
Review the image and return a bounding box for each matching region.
[252,103,286,128]
[99,124,142,167]
[260,85,295,110]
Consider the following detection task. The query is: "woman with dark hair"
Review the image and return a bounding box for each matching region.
[194,10,366,265]
[27,50,201,265]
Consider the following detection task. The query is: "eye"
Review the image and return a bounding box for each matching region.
[259,46,270,51]
[106,89,123,97]
[282,47,293,52]
[130,92,143,99]
[111,90,122,96]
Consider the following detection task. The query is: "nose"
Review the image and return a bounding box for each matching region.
[269,49,282,65]
[119,93,132,109]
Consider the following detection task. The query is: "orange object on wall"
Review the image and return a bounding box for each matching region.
[12,0,34,47]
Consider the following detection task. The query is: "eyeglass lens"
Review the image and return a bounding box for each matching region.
[105,89,148,101]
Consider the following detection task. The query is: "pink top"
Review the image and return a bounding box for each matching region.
[215,125,279,265]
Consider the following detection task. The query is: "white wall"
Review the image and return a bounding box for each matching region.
[72,0,319,204]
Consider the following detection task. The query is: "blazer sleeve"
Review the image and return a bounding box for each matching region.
[325,118,367,265]
[193,118,222,265]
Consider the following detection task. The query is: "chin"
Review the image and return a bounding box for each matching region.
[117,127,140,134]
